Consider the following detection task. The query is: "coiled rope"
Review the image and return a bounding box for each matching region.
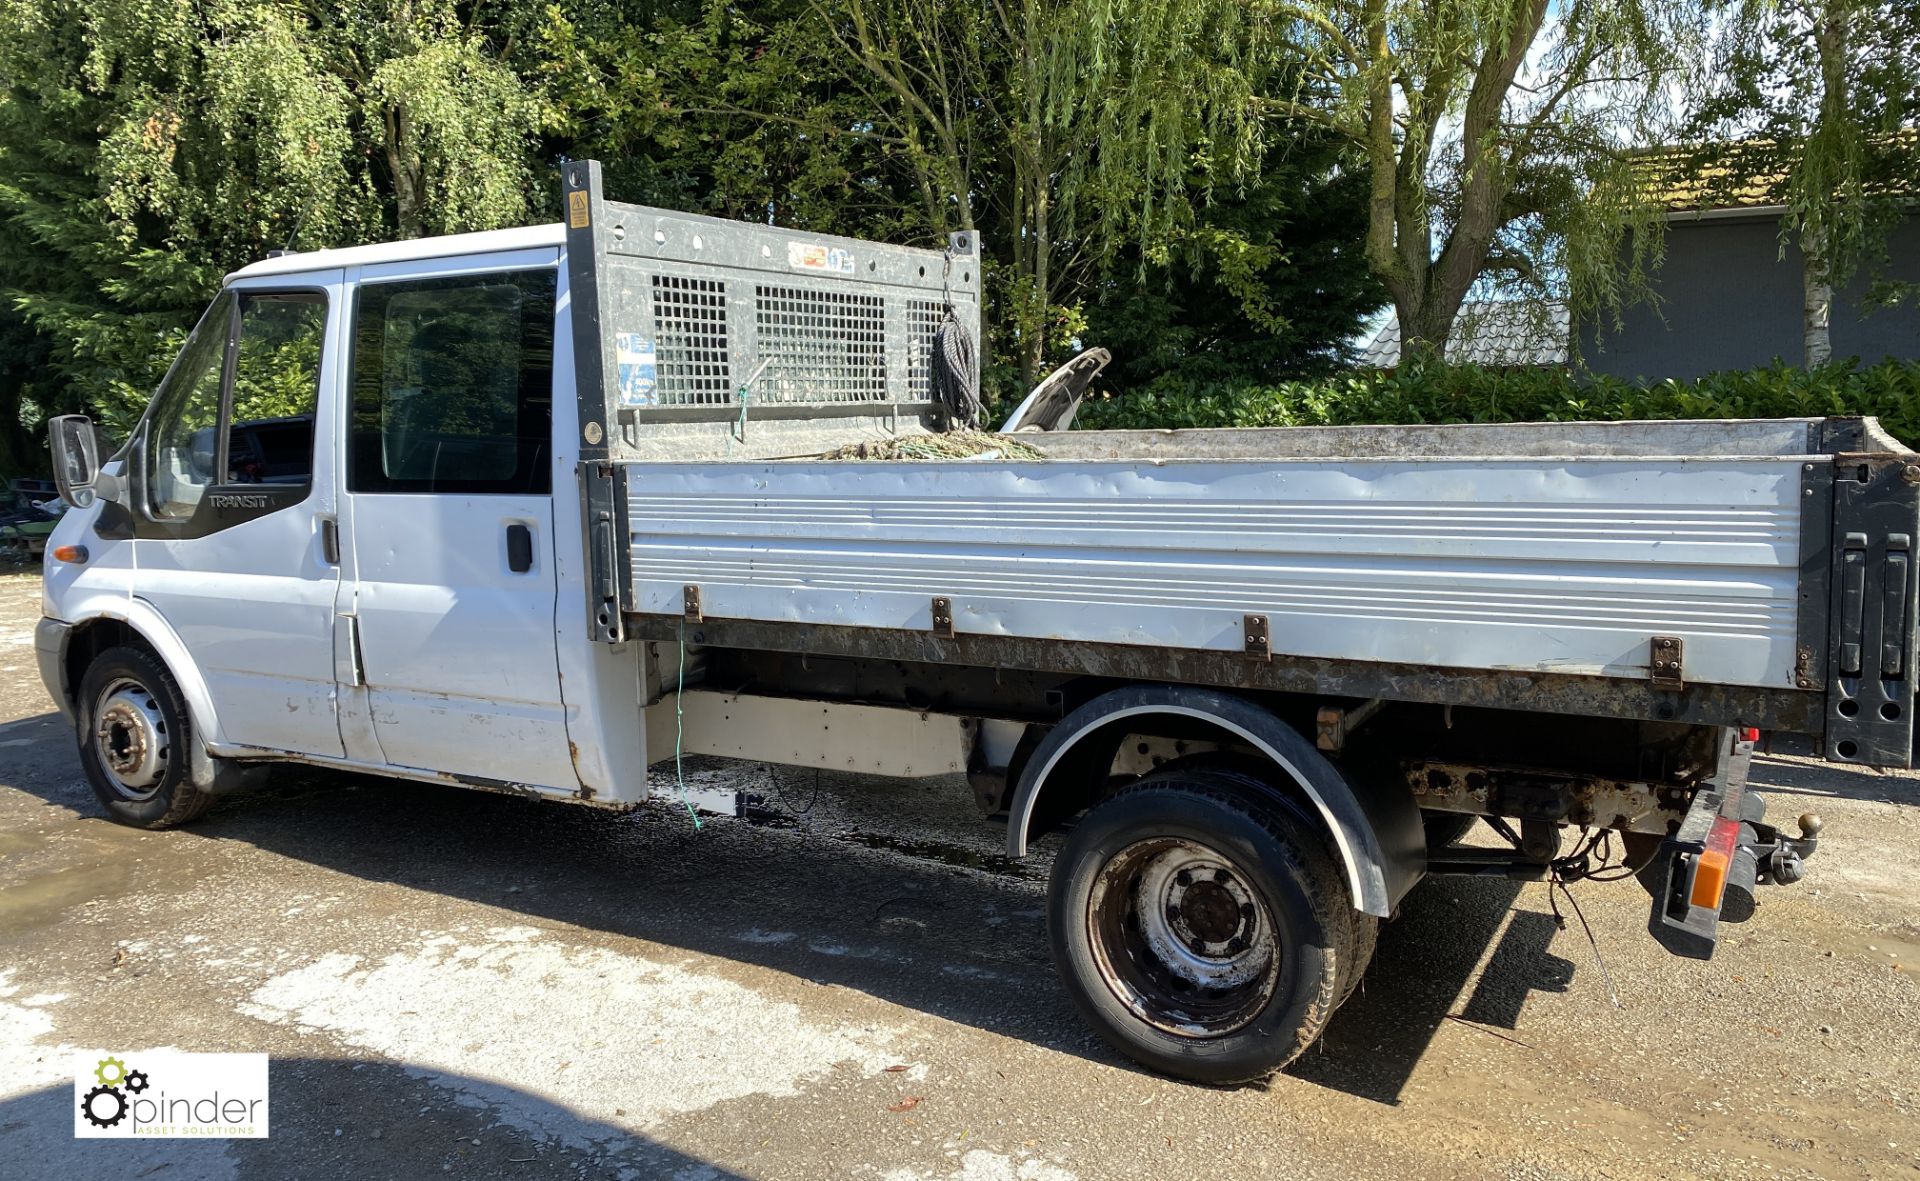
[932,313,979,429]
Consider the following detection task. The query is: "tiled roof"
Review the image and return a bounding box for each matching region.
[1632,142,1789,212]
[1632,133,1919,213]
[1357,301,1568,369]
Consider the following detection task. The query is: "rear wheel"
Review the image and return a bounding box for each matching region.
[1046,770,1351,1084]
[77,646,213,829]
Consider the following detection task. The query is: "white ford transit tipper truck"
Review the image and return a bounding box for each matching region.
[37,161,1904,1083]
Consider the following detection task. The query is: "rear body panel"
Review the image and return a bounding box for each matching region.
[625,454,1807,689]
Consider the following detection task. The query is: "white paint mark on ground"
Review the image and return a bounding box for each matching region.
[240,925,906,1149]
[807,937,897,960]
[939,964,1020,984]
[0,969,66,1096]
[883,1149,1079,1181]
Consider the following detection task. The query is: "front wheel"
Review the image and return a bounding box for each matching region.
[1046,770,1352,1084]
[77,646,213,829]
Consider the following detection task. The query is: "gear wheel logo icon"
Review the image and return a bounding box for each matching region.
[124,1069,150,1094]
[94,1056,128,1087]
[81,1084,128,1128]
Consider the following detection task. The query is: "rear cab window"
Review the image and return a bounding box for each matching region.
[347,270,557,495]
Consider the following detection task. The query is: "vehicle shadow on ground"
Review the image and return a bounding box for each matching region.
[1296,883,1572,1103]
[7,722,1583,1107]
[2,1056,753,1180]
[1749,751,1920,806]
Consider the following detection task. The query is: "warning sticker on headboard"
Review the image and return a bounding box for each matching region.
[615,333,658,407]
[787,241,855,274]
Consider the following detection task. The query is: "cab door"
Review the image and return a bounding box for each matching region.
[333,252,578,790]
[128,272,346,757]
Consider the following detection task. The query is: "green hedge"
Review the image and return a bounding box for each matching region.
[1073,359,1920,447]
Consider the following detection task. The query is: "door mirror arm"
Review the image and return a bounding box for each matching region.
[93,466,126,505]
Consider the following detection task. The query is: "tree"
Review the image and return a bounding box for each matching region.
[81,0,555,248]
[663,0,1278,389]
[1688,0,1919,366]
[0,0,217,456]
[554,0,1374,400]
[0,0,560,476]
[1085,133,1385,387]
[538,1,920,234]
[1277,0,1706,359]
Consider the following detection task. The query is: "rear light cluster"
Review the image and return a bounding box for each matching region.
[1690,815,1742,910]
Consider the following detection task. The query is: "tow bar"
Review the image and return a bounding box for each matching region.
[1649,729,1823,960]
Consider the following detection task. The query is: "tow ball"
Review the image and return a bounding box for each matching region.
[1758,812,1822,886]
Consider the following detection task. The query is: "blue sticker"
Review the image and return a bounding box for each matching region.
[616,333,658,407]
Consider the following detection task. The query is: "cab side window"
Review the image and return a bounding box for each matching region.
[228,297,327,485]
[348,270,556,495]
[145,292,327,520]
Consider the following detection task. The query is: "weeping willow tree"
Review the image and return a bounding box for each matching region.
[82,0,556,250]
[1688,0,1920,366]
[1276,0,1708,359]
[0,0,558,443]
[777,0,1278,387]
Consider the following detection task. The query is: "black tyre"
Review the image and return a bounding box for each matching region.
[77,646,213,829]
[1047,769,1351,1084]
[1341,908,1379,1008]
[1423,810,1478,851]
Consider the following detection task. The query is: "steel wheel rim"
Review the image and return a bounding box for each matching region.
[1086,836,1280,1037]
[93,677,170,801]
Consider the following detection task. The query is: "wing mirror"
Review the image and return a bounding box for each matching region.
[49,414,102,509]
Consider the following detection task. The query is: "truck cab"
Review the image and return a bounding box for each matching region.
[38,225,615,810]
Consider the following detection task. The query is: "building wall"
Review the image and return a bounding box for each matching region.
[1581,212,1919,381]
[1833,215,1920,364]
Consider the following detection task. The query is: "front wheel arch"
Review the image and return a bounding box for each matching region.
[1003,685,1424,918]
[63,614,231,795]
[58,602,224,755]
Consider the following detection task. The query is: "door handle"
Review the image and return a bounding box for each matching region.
[320,517,340,565]
[506,523,533,573]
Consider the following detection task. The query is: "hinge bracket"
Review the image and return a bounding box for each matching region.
[1244,614,1271,662]
[931,596,955,639]
[581,460,626,644]
[1650,635,1685,690]
[683,584,703,624]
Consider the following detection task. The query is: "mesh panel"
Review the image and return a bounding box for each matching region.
[906,300,945,403]
[652,275,733,405]
[753,285,887,404]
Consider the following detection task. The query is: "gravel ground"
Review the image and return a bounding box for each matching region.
[1,569,1917,1180]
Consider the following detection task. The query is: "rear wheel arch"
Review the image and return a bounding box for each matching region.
[1004,684,1424,918]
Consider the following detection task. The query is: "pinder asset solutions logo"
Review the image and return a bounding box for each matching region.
[74,1052,269,1138]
